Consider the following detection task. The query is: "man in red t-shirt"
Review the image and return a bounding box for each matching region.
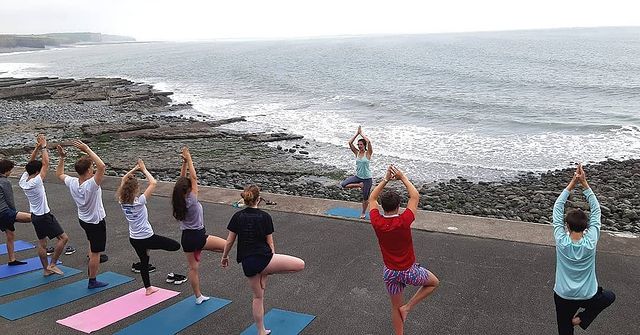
[368,165,440,335]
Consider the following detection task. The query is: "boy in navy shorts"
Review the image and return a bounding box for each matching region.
[368,165,440,335]
[0,159,32,266]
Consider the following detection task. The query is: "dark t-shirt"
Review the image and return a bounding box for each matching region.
[227,208,274,263]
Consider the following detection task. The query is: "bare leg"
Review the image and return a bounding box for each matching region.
[360,200,368,219]
[202,235,225,253]
[249,275,270,335]
[15,212,31,223]
[344,182,364,189]
[48,233,68,275]
[262,254,305,275]
[572,316,581,326]
[390,293,405,335]
[399,271,439,322]
[186,252,205,300]
[38,239,53,276]
[5,231,16,262]
[88,251,100,278]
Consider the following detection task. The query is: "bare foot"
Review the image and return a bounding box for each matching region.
[260,330,271,335]
[145,287,159,296]
[572,316,581,326]
[43,269,55,276]
[399,305,409,322]
[47,264,64,275]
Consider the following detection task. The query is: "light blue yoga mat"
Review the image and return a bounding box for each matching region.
[0,265,81,297]
[240,308,316,335]
[0,271,133,320]
[325,207,370,220]
[0,240,35,255]
[0,256,61,279]
[114,296,231,335]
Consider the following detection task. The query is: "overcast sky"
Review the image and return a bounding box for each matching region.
[1,0,639,41]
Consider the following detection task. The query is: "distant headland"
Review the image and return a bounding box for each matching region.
[0,32,136,53]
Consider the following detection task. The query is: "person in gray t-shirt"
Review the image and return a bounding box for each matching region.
[0,159,32,266]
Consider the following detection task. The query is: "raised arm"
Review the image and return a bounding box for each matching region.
[29,135,43,162]
[368,166,394,212]
[74,140,106,185]
[181,147,198,195]
[221,231,237,268]
[55,145,68,182]
[553,167,579,242]
[138,159,157,200]
[119,164,139,191]
[180,156,188,178]
[391,166,418,213]
[39,135,49,180]
[578,165,601,243]
[360,130,373,158]
[348,126,360,155]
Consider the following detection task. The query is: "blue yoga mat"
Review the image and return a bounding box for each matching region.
[241,308,316,335]
[0,240,35,255]
[114,296,231,335]
[0,271,133,320]
[0,256,61,279]
[325,207,370,220]
[0,265,82,297]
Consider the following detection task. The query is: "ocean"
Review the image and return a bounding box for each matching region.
[2,27,639,182]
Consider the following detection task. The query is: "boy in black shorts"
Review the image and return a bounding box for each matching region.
[56,140,109,288]
[18,135,69,276]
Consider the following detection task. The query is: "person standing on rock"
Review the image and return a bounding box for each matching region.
[552,164,615,335]
[341,125,373,219]
[19,134,69,276]
[221,184,305,335]
[172,147,226,304]
[0,159,32,266]
[56,140,109,289]
[118,159,181,296]
[368,165,439,335]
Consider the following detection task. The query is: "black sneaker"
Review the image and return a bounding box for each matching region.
[166,273,187,284]
[64,245,76,255]
[99,254,108,263]
[131,262,155,273]
[46,246,54,256]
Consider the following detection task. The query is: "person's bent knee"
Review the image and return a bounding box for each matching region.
[427,273,440,288]
[603,290,616,306]
[58,233,69,242]
[294,258,305,272]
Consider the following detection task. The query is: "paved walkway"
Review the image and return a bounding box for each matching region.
[1,177,638,334]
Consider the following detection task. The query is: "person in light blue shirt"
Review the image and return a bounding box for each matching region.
[340,125,373,219]
[552,164,615,335]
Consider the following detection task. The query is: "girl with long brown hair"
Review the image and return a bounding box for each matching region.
[172,147,226,304]
[118,159,180,296]
[222,185,305,335]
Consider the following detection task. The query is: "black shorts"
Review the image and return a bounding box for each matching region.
[0,208,17,232]
[31,212,64,240]
[79,219,107,253]
[241,254,273,277]
[181,228,207,253]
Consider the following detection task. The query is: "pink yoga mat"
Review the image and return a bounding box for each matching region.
[57,287,180,333]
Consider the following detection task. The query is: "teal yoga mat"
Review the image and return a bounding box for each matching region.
[240,308,316,335]
[0,240,35,255]
[0,265,81,297]
[325,207,370,220]
[0,271,133,320]
[114,296,231,335]
[0,256,61,279]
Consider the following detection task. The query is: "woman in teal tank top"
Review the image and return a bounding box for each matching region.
[340,126,373,219]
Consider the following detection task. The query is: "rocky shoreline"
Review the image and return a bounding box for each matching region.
[1,76,638,233]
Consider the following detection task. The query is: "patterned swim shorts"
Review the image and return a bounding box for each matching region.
[383,263,429,295]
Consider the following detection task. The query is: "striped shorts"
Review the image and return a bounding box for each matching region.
[383,263,429,295]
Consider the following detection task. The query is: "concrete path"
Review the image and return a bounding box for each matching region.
[1,177,638,334]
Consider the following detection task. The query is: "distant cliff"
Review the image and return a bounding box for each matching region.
[0,33,135,49]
